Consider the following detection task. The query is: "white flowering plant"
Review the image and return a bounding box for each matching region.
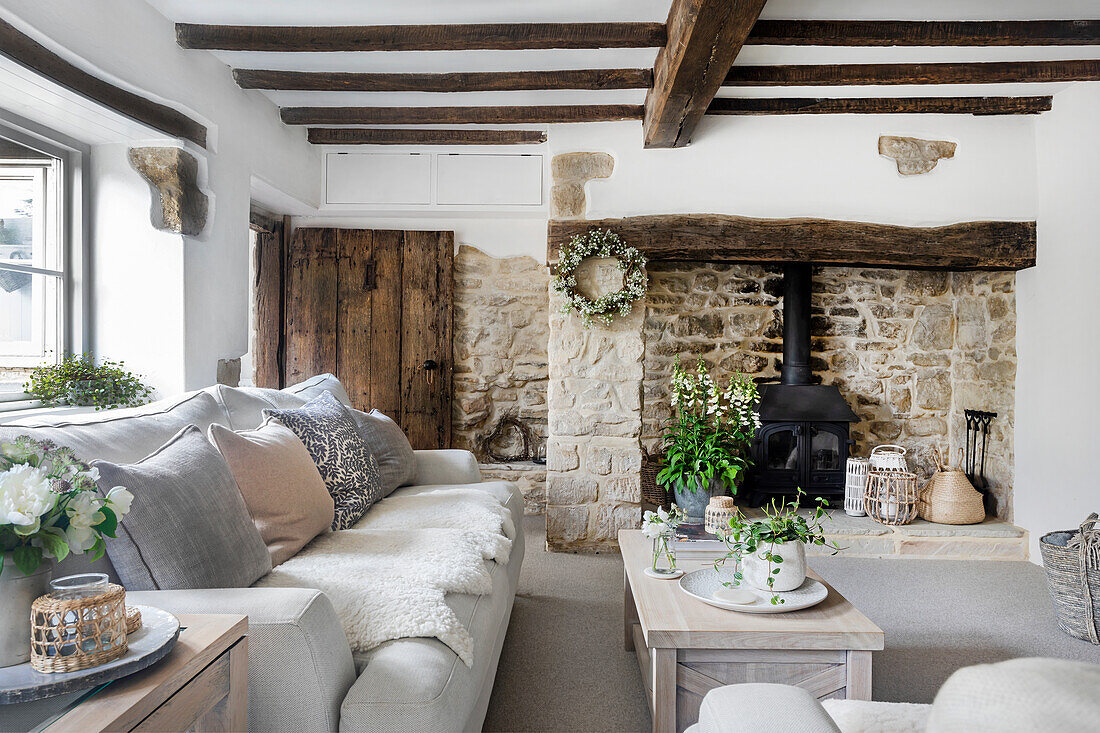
[642,505,686,573]
[0,436,133,578]
[552,228,647,327]
[656,357,761,494]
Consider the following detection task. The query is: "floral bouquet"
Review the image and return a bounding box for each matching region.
[642,505,686,575]
[0,436,132,577]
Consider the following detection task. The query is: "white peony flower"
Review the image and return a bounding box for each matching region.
[0,463,56,532]
[641,522,664,539]
[105,486,134,515]
[66,491,105,529]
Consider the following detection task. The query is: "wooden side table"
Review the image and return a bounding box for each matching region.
[620,530,884,733]
[39,614,247,733]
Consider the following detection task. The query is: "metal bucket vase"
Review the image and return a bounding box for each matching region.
[673,477,728,522]
[0,554,53,667]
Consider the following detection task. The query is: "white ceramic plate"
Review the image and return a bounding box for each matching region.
[678,567,828,614]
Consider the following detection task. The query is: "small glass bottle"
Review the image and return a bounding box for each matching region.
[49,573,118,653]
[651,529,678,575]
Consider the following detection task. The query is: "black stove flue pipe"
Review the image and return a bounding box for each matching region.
[780,263,813,386]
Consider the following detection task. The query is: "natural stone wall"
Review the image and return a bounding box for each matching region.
[452,245,549,476]
[128,146,208,236]
[550,152,614,219]
[479,463,547,516]
[546,258,645,551]
[644,264,1016,520]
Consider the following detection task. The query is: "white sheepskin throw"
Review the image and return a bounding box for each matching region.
[256,486,512,666]
[821,700,930,733]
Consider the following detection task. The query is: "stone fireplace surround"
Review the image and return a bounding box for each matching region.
[543,249,1017,554]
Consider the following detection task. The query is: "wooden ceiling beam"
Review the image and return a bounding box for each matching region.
[725,59,1100,86]
[547,215,1036,271]
[306,128,547,145]
[281,105,643,125]
[746,19,1100,46]
[0,19,206,147]
[707,96,1052,115]
[176,22,666,51]
[644,0,767,148]
[233,68,652,92]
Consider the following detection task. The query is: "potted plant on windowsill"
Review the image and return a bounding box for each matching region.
[0,435,133,667]
[24,354,152,411]
[656,357,760,521]
[717,489,840,605]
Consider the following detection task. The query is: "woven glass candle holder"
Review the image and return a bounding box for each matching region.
[864,470,920,526]
[704,496,738,536]
[30,577,128,673]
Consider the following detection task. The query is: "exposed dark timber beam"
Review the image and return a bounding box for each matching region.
[281,105,643,125]
[0,19,207,147]
[725,60,1100,86]
[707,96,1053,116]
[645,0,767,148]
[547,215,1036,271]
[234,68,652,92]
[746,19,1100,46]
[176,22,666,51]
[306,128,547,145]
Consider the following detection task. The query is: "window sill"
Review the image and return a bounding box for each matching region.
[0,404,99,425]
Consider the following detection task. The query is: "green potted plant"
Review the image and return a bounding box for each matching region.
[718,489,841,604]
[24,354,152,410]
[656,357,760,521]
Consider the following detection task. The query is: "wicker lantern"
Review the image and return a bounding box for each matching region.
[704,496,738,535]
[864,470,920,526]
[844,457,869,517]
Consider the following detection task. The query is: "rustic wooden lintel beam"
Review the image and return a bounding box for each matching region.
[746,19,1100,46]
[0,19,207,147]
[281,105,643,125]
[306,128,547,145]
[547,215,1037,271]
[725,59,1100,86]
[707,96,1052,116]
[234,68,653,92]
[177,22,667,51]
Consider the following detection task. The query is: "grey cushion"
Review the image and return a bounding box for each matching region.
[264,392,382,530]
[93,425,272,590]
[348,408,417,495]
[209,374,353,432]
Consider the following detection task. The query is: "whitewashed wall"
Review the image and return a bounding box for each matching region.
[0,0,320,395]
[1017,84,1100,561]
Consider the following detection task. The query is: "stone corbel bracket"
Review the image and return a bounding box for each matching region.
[879,135,957,176]
[550,152,614,219]
[128,146,209,236]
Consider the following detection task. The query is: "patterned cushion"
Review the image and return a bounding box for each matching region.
[264,392,382,529]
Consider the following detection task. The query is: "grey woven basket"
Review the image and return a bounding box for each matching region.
[1040,513,1100,644]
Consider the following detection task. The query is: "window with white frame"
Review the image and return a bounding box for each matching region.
[0,134,66,404]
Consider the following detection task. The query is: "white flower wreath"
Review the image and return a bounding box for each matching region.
[552,229,648,327]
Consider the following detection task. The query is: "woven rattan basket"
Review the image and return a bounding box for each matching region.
[864,470,919,525]
[641,451,670,509]
[917,449,986,525]
[1040,513,1100,644]
[31,584,128,673]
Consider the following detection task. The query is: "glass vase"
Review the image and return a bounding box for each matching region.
[651,530,677,576]
[49,573,121,653]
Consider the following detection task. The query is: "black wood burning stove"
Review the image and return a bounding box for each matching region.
[745,264,858,506]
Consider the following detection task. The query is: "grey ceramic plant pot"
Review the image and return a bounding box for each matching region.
[672,477,729,522]
[0,554,53,667]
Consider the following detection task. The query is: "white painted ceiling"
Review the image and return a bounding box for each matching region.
[143,0,1100,116]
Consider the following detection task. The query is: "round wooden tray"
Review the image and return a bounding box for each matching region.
[0,605,180,705]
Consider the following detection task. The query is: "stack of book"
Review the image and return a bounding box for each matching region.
[673,523,732,565]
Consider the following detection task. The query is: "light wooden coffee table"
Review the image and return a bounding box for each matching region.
[620,529,884,733]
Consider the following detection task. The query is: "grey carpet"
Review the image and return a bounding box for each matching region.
[484,516,651,733]
[485,517,1100,731]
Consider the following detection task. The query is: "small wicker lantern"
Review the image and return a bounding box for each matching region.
[31,583,128,673]
[864,470,920,526]
[844,457,869,517]
[704,496,738,535]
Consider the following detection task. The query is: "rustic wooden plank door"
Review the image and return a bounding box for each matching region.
[281,227,453,449]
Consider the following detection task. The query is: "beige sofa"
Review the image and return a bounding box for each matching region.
[0,375,524,733]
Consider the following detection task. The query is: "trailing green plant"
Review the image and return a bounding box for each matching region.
[718,489,841,604]
[656,357,760,494]
[24,354,152,410]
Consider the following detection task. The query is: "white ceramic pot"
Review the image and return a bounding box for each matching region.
[741,540,807,593]
[0,553,53,667]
